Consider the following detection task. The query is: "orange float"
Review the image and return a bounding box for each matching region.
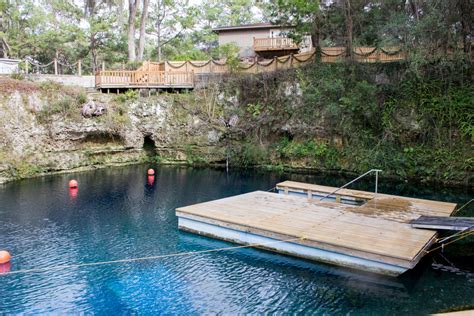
[147,169,155,176]
[0,250,11,264]
[69,179,78,188]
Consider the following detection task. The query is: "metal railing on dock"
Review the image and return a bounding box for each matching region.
[319,169,382,202]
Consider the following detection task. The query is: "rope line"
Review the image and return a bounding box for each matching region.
[293,52,316,63]
[320,50,346,57]
[238,62,256,70]
[426,231,473,254]
[257,59,275,67]
[188,60,211,68]
[435,226,473,243]
[276,56,291,63]
[165,61,187,69]
[0,237,305,277]
[211,60,227,66]
[380,48,403,55]
[352,47,378,57]
[452,199,474,216]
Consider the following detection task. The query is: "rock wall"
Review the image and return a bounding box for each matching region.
[0,83,226,183]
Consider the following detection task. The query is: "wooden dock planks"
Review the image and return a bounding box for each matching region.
[276,181,457,220]
[176,189,456,270]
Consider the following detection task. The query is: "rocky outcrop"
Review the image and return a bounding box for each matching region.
[0,86,226,183]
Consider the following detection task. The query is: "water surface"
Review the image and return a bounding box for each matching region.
[0,165,472,314]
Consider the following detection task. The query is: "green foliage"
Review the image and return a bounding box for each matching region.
[275,138,340,169]
[8,160,44,179]
[106,103,131,131]
[219,58,472,183]
[231,142,269,167]
[215,43,241,73]
[10,73,25,80]
[114,89,139,103]
[183,144,207,164]
[76,92,87,105]
[34,81,87,123]
[246,102,263,118]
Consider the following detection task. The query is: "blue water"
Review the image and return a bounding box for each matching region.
[0,165,472,314]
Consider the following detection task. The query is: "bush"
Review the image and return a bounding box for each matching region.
[10,73,25,81]
[114,89,139,103]
[232,142,269,167]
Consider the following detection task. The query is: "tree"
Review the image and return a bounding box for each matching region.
[137,0,150,60]
[267,0,321,54]
[147,0,196,61]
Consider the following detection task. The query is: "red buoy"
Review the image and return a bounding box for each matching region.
[147,169,155,176]
[0,250,11,264]
[69,179,78,188]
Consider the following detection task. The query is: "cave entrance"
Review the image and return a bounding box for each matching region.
[143,135,156,156]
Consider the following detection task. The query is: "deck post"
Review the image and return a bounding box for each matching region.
[147,60,150,87]
[375,170,379,198]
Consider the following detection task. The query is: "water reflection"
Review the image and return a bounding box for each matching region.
[0,165,472,314]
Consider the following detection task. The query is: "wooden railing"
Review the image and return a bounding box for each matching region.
[253,37,299,51]
[95,70,194,88]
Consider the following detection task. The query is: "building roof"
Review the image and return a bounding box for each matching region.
[213,22,288,32]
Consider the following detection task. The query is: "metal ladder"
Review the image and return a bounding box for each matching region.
[319,169,382,202]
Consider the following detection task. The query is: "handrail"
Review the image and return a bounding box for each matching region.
[253,37,298,50]
[319,169,382,202]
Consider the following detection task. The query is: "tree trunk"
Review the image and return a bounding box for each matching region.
[312,10,322,62]
[456,0,472,57]
[157,34,162,61]
[344,0,353,59]
[137,0,150,61]
[156,21,162,61]
[127,0,140,62]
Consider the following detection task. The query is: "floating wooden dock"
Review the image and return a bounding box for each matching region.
[176,181,457,276]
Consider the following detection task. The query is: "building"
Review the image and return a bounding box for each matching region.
[0,58,21,74]
[213,22,312,59]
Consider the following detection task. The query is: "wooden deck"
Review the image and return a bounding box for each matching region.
[253,37,299,52]
[176,182,456,276]
[95,70,194,89]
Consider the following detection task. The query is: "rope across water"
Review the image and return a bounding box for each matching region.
[0,237,305,277]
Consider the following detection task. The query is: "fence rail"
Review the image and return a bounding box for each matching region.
[12,46,407,89]
[95,70,194,88]
[254,37,299,51]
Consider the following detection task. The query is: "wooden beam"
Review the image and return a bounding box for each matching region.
[411,216,474,231]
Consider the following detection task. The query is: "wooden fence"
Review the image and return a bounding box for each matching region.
[95,70,194,88]
[154,47,405,75]
[95,47,406,89]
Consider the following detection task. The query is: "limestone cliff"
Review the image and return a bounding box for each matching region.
[0,79,226,183]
